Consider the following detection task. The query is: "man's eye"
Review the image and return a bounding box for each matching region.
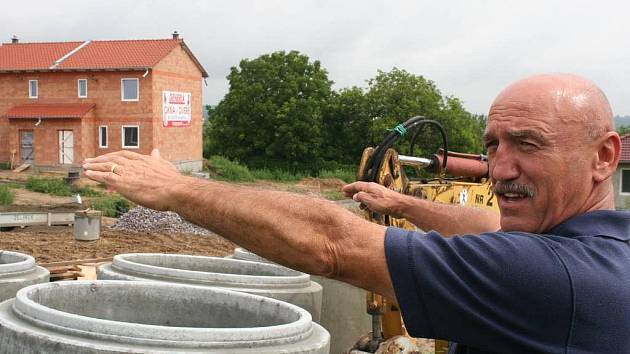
[520,141,537,149]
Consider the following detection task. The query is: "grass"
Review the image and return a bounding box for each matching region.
[250,168,306,182]
[205,156,357,185]
[0,162,11,170]
[0,184,15,205]
[321,189,348,201]
[25,177,103,197]
[206,156,255,182]
[91,195,133,217]
[318,168,356,183]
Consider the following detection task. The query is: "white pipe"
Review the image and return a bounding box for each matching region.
[50,40,91,69]
[142,69,150,78]
[34,117,41,127]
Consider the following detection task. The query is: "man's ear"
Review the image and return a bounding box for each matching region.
[593,132,621,182]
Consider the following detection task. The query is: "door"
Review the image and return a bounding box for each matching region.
[59,130,74,164]
[20,131,34,163]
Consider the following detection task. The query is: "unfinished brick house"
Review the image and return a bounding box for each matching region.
[0,33,208,172]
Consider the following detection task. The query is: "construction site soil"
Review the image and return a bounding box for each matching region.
[0,224,235,264]
[0,170,350,263]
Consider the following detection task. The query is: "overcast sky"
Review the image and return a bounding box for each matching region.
[2,0,629,115]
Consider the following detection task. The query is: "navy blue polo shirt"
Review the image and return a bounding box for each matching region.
[385,210,630,354]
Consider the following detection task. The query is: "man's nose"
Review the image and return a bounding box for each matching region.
[489,146,520,181]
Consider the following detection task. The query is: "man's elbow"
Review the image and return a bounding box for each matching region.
[307,240,342,279]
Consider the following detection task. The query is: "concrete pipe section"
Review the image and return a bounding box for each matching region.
[0,251,49,302]
[231,248,371,354]
[98,253,323,322]
[0,281,330,353]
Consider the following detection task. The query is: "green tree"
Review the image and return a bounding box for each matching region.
[321,87,371,164]
[364,68,485,155]
[206,51,332,172]
[617,125,630,137]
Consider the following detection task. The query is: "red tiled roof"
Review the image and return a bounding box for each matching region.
[0,42,83,70]
[57,40,179,70]
[621,135,630,162]
[0,39,208,77]
[4,103,95,119]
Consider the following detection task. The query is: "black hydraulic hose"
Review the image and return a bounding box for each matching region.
[408,120,448,172]
[363,116,424,182]
[362,116,448,182]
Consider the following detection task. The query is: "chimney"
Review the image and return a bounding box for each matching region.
[11,35,18,44]
[172,31,179,40]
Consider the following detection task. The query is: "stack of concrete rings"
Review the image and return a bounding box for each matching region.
[0,280,330,353]
[97,253,323,322]
[0,250,49,302]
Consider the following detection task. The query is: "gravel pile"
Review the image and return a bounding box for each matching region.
[112,206,212,236]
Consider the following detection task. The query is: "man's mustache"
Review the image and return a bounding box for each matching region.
[493,182,536,198]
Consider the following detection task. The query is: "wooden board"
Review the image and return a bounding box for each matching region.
[40,257,113,267]
[12,163,30,173]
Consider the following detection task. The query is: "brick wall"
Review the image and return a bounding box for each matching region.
[152,45,204,169]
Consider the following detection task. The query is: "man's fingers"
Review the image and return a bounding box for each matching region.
[352,191,374,204]
[115,150,144,160]
[84,169,121,185]
[342,181,371,196]
[83,161,120,173]
[83,150,143,164]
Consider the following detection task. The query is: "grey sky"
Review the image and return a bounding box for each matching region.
[2,0,629,115]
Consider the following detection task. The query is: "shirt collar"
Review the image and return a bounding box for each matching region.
[546,210,630,241]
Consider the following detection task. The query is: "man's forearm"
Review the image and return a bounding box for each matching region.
[168,177,393,297]
[396,194,501,236]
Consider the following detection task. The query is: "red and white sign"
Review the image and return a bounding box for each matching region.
[162,91,192,127]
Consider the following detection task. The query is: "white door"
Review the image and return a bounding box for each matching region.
[59,130,74,164]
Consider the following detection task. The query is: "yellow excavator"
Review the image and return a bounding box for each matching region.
[353,116,500,353]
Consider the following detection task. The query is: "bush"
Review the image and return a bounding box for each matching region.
[0,185,15,206]
[91,195,133,217]
[206,156,255,182]
[0,162,11,170]
[25,177,102,197]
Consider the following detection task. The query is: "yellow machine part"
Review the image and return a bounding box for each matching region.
[357,147,499,353]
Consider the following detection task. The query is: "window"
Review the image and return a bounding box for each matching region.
[621,169,630,194]
[29,80,38,99]
[121,78,139,101]
[99,126,108,148]
[78,79,88,98]
[122,125,139,149]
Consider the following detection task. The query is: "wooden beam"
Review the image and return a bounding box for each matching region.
[39,257,113,267]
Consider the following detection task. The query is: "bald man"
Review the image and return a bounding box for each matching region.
[83,74,630,354]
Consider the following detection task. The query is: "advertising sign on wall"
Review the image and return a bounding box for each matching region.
[162,91,192,127]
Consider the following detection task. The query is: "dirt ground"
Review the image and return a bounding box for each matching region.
[0,225,235,263]
[0,170,350,263]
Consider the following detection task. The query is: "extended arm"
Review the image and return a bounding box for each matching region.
[342,182,501,236]
[83,150,394,298]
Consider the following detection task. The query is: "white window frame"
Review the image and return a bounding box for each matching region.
[121,125,140,149]
[29,80,38,99]
[98,125,108,148]
[78,79,88,98]
[620,168,630,195]
[121,78,139,102]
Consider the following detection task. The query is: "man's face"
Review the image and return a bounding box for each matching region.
[484,91,594,233]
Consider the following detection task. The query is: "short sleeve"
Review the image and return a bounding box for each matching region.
[384,227,572,353]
